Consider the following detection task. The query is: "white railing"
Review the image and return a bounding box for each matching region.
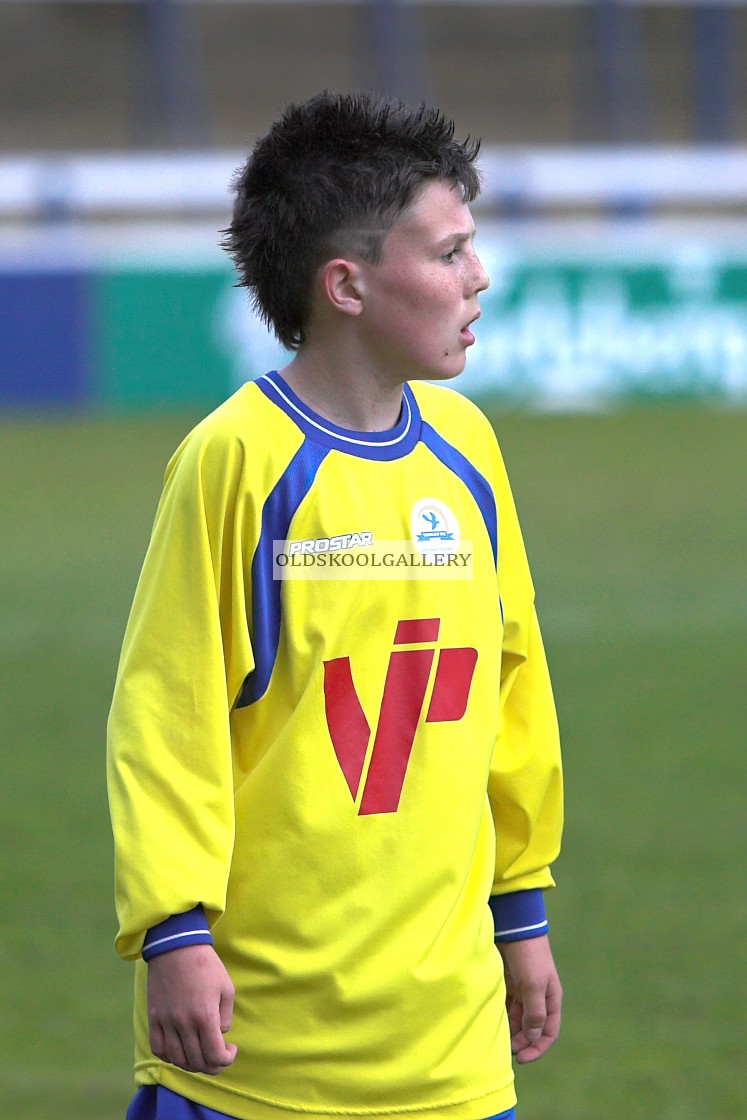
[1,147,747,220]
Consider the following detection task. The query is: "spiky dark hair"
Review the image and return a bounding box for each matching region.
[220,91,482,350]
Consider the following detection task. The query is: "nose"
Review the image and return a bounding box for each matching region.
[470,249,490,295]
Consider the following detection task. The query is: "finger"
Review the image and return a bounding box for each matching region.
[514,1041,544,1063]
[197,1013,237,1073]
[513,1029,554,1063]
[520,987,548,1047]
[148,1021,168,1063]
[161,1024,191,1071]
[506,996,523,1042]
[219,984,235,1035]
[179,1018,218,1074]
[513,1004,561,1064]
[508,986,548,1059]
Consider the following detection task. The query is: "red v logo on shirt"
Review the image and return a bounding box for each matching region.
[323,619,477,815]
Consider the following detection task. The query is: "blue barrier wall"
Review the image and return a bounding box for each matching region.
[1,270,92,406]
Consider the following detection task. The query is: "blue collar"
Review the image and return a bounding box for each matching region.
[255,370,422,461]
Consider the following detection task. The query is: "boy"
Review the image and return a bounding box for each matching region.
[108,91,563,1120]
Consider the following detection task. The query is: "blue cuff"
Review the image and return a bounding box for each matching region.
[142,904,213,961]
[489,888,548,942]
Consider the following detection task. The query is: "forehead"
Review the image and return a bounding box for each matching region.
[390,179,474,242]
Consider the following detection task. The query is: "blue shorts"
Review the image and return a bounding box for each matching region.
[127,1085,516,1120]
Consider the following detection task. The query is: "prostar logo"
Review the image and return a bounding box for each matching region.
[286,531,373,556]
[323,618,477,816]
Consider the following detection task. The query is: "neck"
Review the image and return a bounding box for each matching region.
[278,349,404,433]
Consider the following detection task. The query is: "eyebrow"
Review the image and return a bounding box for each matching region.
[435,229,476,250]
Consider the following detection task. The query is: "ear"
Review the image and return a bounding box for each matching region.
[319,258,364,318]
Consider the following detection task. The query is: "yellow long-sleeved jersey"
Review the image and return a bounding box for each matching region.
[107,372,563,1120]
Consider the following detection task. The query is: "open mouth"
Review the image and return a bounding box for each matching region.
[460,312,480,344]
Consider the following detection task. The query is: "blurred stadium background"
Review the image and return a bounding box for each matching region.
[1,4,746,1119]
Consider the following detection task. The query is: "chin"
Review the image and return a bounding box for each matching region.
[406,368,463,385]
[427,362,467,382]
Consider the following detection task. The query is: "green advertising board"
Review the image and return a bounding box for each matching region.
[107,230,744,410]
[455,232,747,406]
[94,268,236,407]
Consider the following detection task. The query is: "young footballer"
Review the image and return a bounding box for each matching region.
[108,91,563,1120]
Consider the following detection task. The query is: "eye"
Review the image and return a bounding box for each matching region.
[442,247,460,263]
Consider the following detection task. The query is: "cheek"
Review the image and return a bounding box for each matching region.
[411,287,455,329]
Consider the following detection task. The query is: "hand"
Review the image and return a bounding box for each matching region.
[497,935,562,1064]
[147,944,238,1075]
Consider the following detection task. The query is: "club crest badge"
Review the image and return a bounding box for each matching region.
[410,498,460,557]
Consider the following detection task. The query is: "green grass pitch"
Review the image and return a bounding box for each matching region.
[1,404,745,1120]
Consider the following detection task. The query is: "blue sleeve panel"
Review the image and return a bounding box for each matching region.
[490,888,548,942]
[142,905,213,961]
